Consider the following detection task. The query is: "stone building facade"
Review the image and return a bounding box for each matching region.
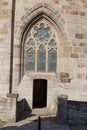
[0,0,87,122]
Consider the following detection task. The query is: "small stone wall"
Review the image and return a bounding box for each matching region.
[0,94,17,122]
[68,100,87,125]
[57,98,87,125]
[16,98,32,121]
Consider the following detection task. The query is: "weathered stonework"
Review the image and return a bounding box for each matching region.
[57,98,87,125]
[0,96,17,122]
[0,0,87,122]
[68,100,87,125]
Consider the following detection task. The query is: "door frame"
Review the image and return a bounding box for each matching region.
[32,79,47,108]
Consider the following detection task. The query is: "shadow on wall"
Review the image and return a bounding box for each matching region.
[16,98,34,121]
[56,97,87,125]
[56,97,68,124]
[3,116,58,130]
[16,97,68,123]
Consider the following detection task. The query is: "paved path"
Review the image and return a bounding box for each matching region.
[1,108,87,130]
[1,115,70,130]
[70,125,87,130]
[2,114,87,130]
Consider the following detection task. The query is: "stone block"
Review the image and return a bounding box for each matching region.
[53,0,59,4]
[77,73,85,79]
[79,11,85,16]
[60,77,71,83]
[0,97,17,122]
[74,47,82,53]
[2,2,9,5]
[60,72,69,78]
[64,46,72,52]
[70,10,79,15]
[80,53,86,58]
[14,45,20,48]
[58,95,68,100]
[60,72,71,83]
[75,33,83,39]
[83,47,87,53]
[7,93,19,98]
[71,53,79,58]
[79,42,87,47]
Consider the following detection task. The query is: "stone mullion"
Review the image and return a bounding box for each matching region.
[56,50,58,73]
[46,48,48,72]
[35,48,37,72]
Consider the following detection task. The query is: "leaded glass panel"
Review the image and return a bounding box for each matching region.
[48,49,57,72]
[38,52,46,61]
[27,62,35,70]
[33,23,51,42]
[48,62,56,72]
[27,38,35,46]
[27,49,35,70]
[49,39,56,46]
[37,45,46,72]
[27,49,35,61]
[48,49,57,61]
[40,23,45,28]
[37,62,46,72]
[39,45,45,51]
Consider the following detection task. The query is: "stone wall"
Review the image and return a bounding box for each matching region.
[16,98,32,121]
[0,96,17,122]
[12,0,87,103]
[57,98,87,125]
[0,0,87,99]
[0,0,12,97]
[0,0,87,121]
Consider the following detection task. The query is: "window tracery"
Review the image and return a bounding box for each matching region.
[26,20,58,72]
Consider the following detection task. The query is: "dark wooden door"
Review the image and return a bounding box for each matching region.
[33,79,47,108]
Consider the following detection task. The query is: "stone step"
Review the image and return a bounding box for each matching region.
[32,107,55,116]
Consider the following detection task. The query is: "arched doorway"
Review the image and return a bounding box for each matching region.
[33,79,47,108]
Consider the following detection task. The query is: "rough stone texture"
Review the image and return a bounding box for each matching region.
[56,97,68,124]
[0,97,17,122]
[57,99,87,125]
[0,0,87,122]
[2,116,70,130]
[68,100,87,125]
[0,0,12,97]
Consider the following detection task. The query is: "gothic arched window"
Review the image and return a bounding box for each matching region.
[26,20,58,72]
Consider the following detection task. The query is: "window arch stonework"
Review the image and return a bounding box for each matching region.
[24,20,58,73]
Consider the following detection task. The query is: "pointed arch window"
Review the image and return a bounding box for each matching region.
[26,21,58,73]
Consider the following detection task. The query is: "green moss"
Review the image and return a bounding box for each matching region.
[0,120,6,128]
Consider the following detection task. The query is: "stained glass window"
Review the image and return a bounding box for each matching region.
[33,23,51,42]
[37,45,46,72]
[49,39,56,46]
[27,38,35,46]
[48,49,57,72]
[26,21,57,73]
[27,48,35,70]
